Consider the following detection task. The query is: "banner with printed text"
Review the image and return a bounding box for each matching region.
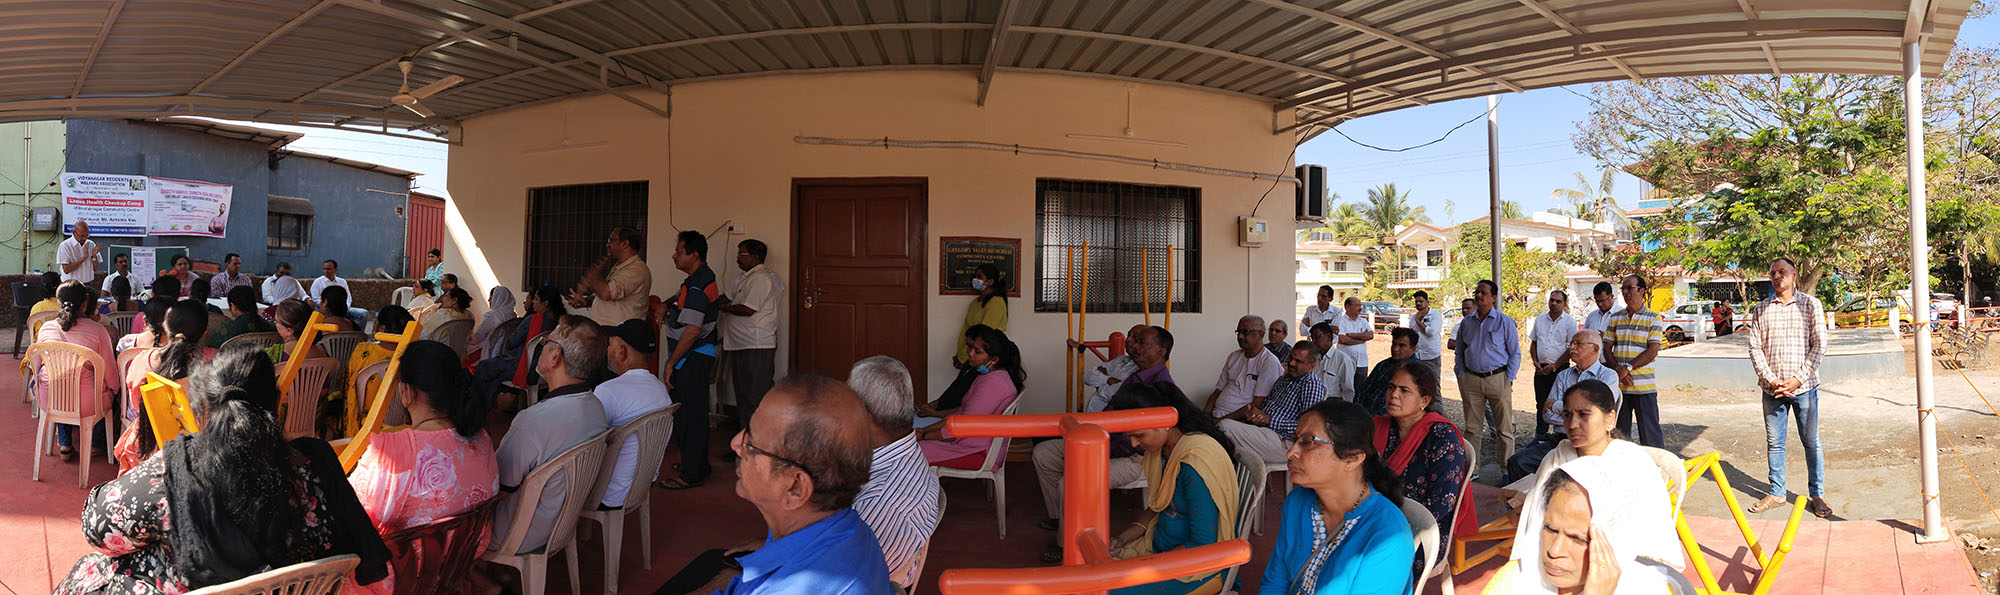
[148,176,232,237]
[59,173,150,237]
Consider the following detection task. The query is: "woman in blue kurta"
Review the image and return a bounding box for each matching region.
[1260,399,1415,595]
[1106,382,1241,595]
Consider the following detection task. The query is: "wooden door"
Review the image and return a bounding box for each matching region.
[406,194,445,277]
[791,178,927,382]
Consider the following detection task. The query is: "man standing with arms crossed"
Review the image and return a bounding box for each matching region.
[720,239,782,431]
[1454,279,1519,473]
[1529,290,1576,437]
[1746,257,1831,518]
[1333,297,1375,390]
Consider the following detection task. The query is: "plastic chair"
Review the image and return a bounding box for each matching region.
[1402,497,1442,595]
[1451,437,1513,574]
[347,359,397,436]
[1429,435,1478,593]
[316,331,368,367]
[381,497,501,595]
[116,347,154,421]
[1219,448,1267,594]
[205,311,228,342]
[930,397,1023,537]
[104,311,138,340]
[17,310,58,406]
[184,554,359,595]
[278,358,340,439]
[26,342,110,487]
[504,334,551,410]
[426,319,473,360]
[335,319,424,472]
[140,373,197,446]
[390,286,415,308]
[482,431,611,595]
[222,331,283,352]
[485,317,523,361]
[578,405,679,593]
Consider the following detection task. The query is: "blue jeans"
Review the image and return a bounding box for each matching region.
[1762,387,1825,498]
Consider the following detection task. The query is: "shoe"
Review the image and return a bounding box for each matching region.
[57,448,75,462]
[1036,518,1061,531]
[1809,497,1833,518]
[1038,543,1064,564]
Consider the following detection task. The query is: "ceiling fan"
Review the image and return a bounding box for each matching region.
[390,58,462,118]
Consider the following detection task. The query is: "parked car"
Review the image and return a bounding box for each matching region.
[1658,300,1751,342]
[1931,292,1962,319]
[1834,295,1914,330]
[1363,301,1403,329]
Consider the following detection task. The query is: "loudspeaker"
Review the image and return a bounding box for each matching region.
[1295,164,1327,222]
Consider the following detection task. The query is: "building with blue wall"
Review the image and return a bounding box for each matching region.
[59,118,414,277]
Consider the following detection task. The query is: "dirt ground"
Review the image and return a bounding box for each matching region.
[1424,334,2000,592]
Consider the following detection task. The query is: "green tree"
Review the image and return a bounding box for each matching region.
[1550,168,1630,232]
[1358,183,1429,237]
[1441,222,1568,321]
[1499,199,1526,220]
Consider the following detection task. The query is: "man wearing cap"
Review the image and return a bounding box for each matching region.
[597,319,673,509]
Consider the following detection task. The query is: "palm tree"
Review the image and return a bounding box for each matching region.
[1500,199,1527,219]
[1551,168,1631,231]
[1356,183,1430,277]
[1326,203,1375,245]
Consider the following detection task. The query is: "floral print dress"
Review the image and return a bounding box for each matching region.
[341,428,500,595]
[55,448,343,595]
[1380,421,1469,546]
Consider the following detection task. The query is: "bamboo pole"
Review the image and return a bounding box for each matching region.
[1079,242,1090,412]
[1066,245,1076,414]
[1143,247,1151,326]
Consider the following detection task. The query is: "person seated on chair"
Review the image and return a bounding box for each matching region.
[847,356,943,590]
[207,285,276,348]
[914,325,1023,469]
[29,270,62,316]
[473,286,564,403]
[421,287,474,334]
[264,298,330,365]
[35,281,118,462]
[407,279,437,312]
[1505,331,1621,485]
[1034,325,1175,563]
[317,285,359,332]
[1258,399,1414,595]
[488,315,610,556]
[104,276,137,315]
[1074,324,1149,413]
[918,324,985,418]
[1205,315,1285,425]
[1216,340,1326,468]
[55,343,391,595]
[598,319,672,505]
[183,276,221,315]
[470,286,517,358]
[344,340,499,595]
[159,254,197,298]
[115,300,216,470]
[1497,381,1681,573]
[332,305,417,432]
[1483,458,1684,595]
[1371,359,1472,550]
[1353,327,1420,416]
[651,374,893,595]
[119,291,175,353]
[1309,321,1358,402]
[1104,381,1242,595]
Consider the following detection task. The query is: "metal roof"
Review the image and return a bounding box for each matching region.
[0,0,1970,142]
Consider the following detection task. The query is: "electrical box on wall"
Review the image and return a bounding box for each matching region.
[30,207,58,232]
[1239,216,1269,247]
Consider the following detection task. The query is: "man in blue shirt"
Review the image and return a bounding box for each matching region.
[1454,279,1521,475]
[652,375,894,595]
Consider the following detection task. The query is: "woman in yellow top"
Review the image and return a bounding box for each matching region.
[955,263,1009,367]
[28,271,61,316]
[420,287,474,332]
[341,305,416,434]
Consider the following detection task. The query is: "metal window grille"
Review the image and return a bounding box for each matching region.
[525,181,648,292]
[1034,178,1199,313]
[267,213,309,251]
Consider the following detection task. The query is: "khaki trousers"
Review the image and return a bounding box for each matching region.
[1458,370,1514,464]
[1033,438,1145,519]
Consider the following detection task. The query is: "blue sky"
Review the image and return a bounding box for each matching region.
[239,14,1996,218]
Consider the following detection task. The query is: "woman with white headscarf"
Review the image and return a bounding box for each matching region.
[470,285,516,352]
[1482,456,1688,594]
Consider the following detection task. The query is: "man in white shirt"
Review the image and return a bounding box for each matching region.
[1447,298,1473,351]
[100,252,130,295]
[1529,290,1578,437]
[595,319,673,508]
[1409,290,1445,376]
[1308,321,1357,402]
[1504,329,1621,483]
[719,239,783,427]
[1204,315,1284,420]
[308,259,349,306]
[56,221,99,285]
[262,261,306,304]
[1078,324,1148,413]
[1582,281,1619,354]
[1300,285,1336,333]
[1333,297,1375,390]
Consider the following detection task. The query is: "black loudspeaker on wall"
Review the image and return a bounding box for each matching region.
[1294,164,1328,222]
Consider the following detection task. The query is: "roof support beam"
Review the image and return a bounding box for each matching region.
[976,0,1020,107]
[1244,0,1525,92]
[1763,43,1783,75]
[69,0,127,100]
[1514,0,1644,81]
[189,0,334,95]
[1007,26,1425,109]
[1906,0,1935,42]
[0,95,452,126]
[389,0,669,95]
[293,0,612,104]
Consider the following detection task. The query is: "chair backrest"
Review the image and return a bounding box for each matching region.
[585,404,680,511]
[1218,447,1267,590]
[104,311,138,339]
[349,358,399,434]
[24,310,58,343]
[486,317,523,359]
[184,554,360,595]
[1402,497,1443,595]
[26,342,107,418]
[223,331,283,352]
[488,430,611,557]
[976,397,1023,472]
[391,286,415,308]
[280,358,340,439]
[427,319,473,359]
[1456,434,1478,525]
[117,346,155,417]
[381,497,501,595]
[316,331,368,366]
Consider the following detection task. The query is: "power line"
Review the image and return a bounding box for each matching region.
[1323,96,1501,153]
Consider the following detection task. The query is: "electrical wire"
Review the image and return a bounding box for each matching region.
[1325,96,1502,153]
[1249,142,1300,218]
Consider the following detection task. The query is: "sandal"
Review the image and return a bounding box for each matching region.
[1746,495,1785,514]
[1809,497,1833,519]
[1038,543,1064,564]
[57,448,75,462]
[655,477,704,490]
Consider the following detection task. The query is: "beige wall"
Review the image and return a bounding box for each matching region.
[445,70,1296,412]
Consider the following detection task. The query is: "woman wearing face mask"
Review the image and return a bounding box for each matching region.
[1483,457,1685,594]
[1499,380,1684,572]
[1102,381,1240,595]
[918,325,1023,468]
[1258,399,1414,595]
[953,263,1008,368]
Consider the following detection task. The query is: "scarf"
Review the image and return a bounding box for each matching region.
[1505,455,1685,594]
[1373,412,1479,539]
[472,286,516,350]
[511,313,550,387]
[163,436,389,588]
[1119,431,1240,588]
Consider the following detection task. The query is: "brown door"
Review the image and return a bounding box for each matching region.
[791,178,928,383]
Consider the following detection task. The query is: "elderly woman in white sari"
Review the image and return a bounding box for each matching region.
[1501,379,1685,572]
[1482,456,1687,594]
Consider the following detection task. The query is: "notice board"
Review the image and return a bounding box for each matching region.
[939,236,1020,296]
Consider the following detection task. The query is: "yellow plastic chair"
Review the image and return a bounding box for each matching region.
[1675,452,1808,595]
[334,319,423,472]
[139,373,198,445]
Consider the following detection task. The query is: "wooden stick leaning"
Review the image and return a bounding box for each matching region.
[139,373,197,445]
[338,319,424,472]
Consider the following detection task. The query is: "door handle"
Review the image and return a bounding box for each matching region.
[803,288,822,310]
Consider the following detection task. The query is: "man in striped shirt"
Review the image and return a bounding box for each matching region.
[847,356,944,588]
[1606,274,1667,448]
[1746,257,1832,518]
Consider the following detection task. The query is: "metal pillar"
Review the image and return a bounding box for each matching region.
[1487,92,1502,288]
[1905,40,1945,543]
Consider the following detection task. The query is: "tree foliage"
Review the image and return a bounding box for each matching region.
[1441,223,1568,321]
[1550,168,1631,233]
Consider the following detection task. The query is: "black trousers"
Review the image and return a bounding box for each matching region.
[671,354,716,483]
[653,549,737,595]
[1617,391,1665,448]
[1531,369,1560,436]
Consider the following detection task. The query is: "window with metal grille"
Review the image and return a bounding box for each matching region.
[1426,249,1444,267]
[525,181,648,292]
[267,213,309,251]
[1034,179,1199,313]
[1334,260,1349,272]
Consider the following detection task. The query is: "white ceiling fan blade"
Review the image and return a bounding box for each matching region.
[411,74,463,99]
[398,99,436,118]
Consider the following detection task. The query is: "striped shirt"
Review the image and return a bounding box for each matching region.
[1606,308,1665,394]
[851,432,942,588]
[1748,293,1826,392]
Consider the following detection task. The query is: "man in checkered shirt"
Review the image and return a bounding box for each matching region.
[1746,256,1832,519]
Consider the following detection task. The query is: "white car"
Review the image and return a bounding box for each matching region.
[1658,301,1751,342]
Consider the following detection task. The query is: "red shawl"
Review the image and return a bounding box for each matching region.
[1374,413,1480,538]
[510,313,550,387]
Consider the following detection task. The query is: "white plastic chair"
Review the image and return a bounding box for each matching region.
[390,286,415,308]
[1219,447,1267,594]
[347,358,403,435]
[929,397,1022,538]
[483,430,611,595]
[26,342,109,487]
[426,318,474,360]
[315,331,368,366]
[104,311,138,340]
[18,310,57,407]
[1402,497,1443,595]
[504,334,551,410]
[184,554,359,595]
[279,358,340,440]
[1428,435,1478,594]
[222,331,283,352]
[579,404,678,593]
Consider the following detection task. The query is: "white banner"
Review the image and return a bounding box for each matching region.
[148,176,232,237]
[59,173,149,237]
[130,247,157,291]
